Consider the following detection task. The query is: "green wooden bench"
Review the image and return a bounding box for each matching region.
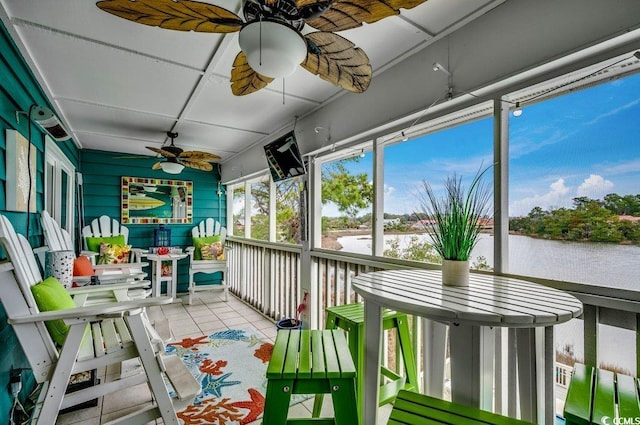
[564,363,640,425]
[388,390,534,424]
[263,329,359,425]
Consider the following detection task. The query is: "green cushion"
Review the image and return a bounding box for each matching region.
[30,276,77,346]
[193,235,221,260]
[85,235,126,253]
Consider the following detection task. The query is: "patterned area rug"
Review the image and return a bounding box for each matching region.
[165,328,282,425]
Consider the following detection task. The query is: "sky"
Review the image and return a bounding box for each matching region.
[323,71,640,218]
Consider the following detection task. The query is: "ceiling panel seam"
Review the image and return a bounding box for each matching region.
[11,17,203,73]
[54,97,179,119]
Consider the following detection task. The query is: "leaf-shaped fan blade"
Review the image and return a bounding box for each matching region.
[152,162,163,170]
[301,0,428,32]
[301,32,371,93]
[230,52,275,96]
[179,151,221,161]
[181,159,214,171]
[146,146,177,158]
[97,0,244,33]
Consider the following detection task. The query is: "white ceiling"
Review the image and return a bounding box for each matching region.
[0,0,506,161]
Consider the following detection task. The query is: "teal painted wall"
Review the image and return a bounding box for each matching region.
[0,18,227,421]
[0,20,80,422]
[80,150,226,293]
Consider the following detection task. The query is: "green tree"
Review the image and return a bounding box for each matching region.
[242,158,373,243]
[321,160,373,222]
[509,192,640,244]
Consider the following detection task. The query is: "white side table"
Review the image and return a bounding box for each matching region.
[144,253,188,300]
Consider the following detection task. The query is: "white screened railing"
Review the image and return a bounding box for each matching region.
[555,362,572,389]
[226,239,301,321]
[225,236,640,417]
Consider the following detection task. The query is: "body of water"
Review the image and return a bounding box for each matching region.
[337,233,639,373]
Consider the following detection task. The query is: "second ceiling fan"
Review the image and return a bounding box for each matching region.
[147,132,221,174]
[96,0,427,96]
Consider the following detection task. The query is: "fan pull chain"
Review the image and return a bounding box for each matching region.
[259,16,262,67]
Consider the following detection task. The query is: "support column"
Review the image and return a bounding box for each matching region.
[508,328,518,418]
[449,324,494,410]
[516,328,538,423]
[422,318,447,398]
[493,98,510,274]
[305,159,323,329]
[372,138,384,257]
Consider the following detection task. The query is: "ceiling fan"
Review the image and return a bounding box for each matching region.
[147,132,221,174]
[96,0,427,96]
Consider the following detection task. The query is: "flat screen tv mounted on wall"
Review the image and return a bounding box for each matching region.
[263,131,306,182]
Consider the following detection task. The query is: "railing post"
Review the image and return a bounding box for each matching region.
[637,313,640,377]
[583,304,598,367]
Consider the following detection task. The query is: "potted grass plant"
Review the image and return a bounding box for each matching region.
[417,167,493,286]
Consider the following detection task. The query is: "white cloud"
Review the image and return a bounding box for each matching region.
[585,98,640,125]
[510,178,571,216]
[576,174,614,198]
[511,174,617,216]
[384,184,395,198]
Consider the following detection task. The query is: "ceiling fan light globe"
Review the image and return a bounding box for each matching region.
[239,21,307,78]
[160,162,185,174]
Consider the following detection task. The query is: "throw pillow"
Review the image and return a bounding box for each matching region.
[85,235,126,253]
[73,255,94,276]
[30,276,77,346]
[192,235,221,260]
[201,241,225,261]
[98,243,131,265]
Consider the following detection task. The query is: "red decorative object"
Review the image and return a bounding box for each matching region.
[157,246,169,255]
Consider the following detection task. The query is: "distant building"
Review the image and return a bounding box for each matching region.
[618,215,640,222]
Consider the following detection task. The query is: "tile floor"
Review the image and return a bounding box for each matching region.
[56,291,392,424]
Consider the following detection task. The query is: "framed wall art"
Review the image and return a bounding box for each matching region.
[6,129,37,212]
[121,176,193,224]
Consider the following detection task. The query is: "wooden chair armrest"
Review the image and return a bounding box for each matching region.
[79,250,97,258]
[9,297,174,324]
[93,262,148,270]
[79,250,98,265]
[67,281,150,294]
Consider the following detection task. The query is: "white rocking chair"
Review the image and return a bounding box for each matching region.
[0,215,199,424]
[185,218,228,305]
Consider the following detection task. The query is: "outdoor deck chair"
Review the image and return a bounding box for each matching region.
[185,218,228,304]
[0,214,199,424]
[40,210,151,301]
[81,214,143,263]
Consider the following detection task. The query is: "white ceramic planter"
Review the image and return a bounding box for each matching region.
[442,259,470,286]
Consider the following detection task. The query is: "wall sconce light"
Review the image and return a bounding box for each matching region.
[432,62,451,76]
[16,105,71,141]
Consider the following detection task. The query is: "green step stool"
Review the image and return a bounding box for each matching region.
[313,303,418,419]
[263,329,359,425]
